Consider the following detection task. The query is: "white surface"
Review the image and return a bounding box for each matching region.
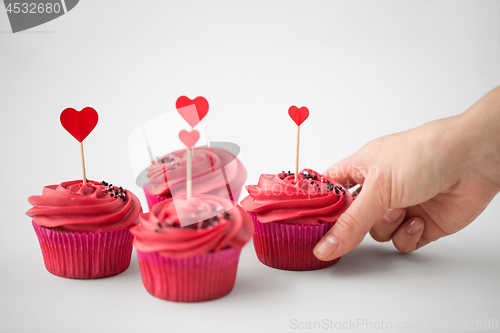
[1,1,500,332]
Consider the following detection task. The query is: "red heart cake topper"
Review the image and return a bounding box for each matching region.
[179,129,200,149]
[176,96,209,128]
[288,106,309,126]
[60,107,99,142]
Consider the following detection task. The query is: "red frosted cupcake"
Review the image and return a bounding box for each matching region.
[26,180,142,279]
[240,169,353,271]
[131,195,253,302]
[144,147,246,209]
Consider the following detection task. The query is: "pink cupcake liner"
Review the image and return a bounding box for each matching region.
[32,221,134,279]
[144,185,242,210]
[249,213,340,271]
[144,186,169,210]
[136,248,241,302]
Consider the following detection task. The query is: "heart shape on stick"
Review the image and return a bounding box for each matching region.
[288,106,309,126]
[179,130,200,149]
[176,96,209,128]
[60,107,99,142]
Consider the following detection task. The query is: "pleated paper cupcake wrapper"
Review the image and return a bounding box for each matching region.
[136,248,241,302]
[144,186,242,210]
[32,221,134,279]
[249,213,340,271]
[144,187,169,210]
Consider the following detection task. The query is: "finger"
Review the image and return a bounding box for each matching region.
[314,177,387,261]
[404,205,447,250]
[392,217,425,253]
[369,208,406,242]
[323,155,366,188]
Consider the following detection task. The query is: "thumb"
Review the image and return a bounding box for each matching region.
[313,176,387,261]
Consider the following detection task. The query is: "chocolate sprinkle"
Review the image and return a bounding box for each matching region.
[102,180,128,202]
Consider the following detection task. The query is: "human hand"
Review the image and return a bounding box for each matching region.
[314,87,500,261]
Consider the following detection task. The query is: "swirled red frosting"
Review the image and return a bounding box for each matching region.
[131,195,254,259]
[240,169,353,225]
[26,180,142,233]
[146,147,246,197]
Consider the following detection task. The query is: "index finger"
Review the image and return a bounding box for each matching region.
[323,155,367,188]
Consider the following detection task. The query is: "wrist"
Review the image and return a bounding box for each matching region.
[456,87,500,188]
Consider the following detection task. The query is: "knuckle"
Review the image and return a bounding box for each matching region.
[336,211,366,246]
[393,238,416,253]
[369,227,392,243]
[337,210,359,236]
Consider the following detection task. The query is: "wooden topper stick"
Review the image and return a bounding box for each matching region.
[295,126,300,182]
[80,142,87,184]
[179,129,199,202]
[288,106,310,182]
[186,148,192,201]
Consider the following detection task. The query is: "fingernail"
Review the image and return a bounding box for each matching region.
[314,234,339,259]
[383,209,402,223]
[406,219,423,235]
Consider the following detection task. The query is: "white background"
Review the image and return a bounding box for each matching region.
[1,1,500,332]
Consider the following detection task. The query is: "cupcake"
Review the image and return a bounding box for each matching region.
[26,180,142,279]
[240,169,353,271]
[144,147,246,209]
[131,195,253,302]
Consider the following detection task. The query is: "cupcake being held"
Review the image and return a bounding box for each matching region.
[26,180,142,279]
[131,194,253,302]
[144,147,246,209]
[240,168,353,271]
